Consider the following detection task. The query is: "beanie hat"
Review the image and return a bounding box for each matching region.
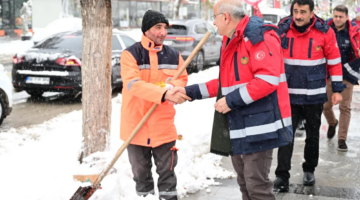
[141,10,169,34]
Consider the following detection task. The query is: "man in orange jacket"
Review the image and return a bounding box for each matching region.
[120,10,190,200]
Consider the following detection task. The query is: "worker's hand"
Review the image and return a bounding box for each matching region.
[332,92,342,105]
[214,97,231,114]
[165,89,191,105]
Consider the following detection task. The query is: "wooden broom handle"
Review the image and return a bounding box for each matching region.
[93,32,212,188]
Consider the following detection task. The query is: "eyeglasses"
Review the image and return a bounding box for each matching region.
[212,13,223,20]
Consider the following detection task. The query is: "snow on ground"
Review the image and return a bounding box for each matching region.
[0,40,34,58]
[0,66,234,200]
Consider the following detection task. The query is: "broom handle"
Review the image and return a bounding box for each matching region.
[93,32,212,188]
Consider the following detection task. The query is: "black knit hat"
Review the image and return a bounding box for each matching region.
[141,10,169,34]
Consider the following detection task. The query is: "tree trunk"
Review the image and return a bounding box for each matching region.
[80,0,112,157]
[175,0,182,19]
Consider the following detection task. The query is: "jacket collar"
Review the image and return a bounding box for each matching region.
[234,15,250,39]
[278,15,329,36]
[140,34,163,52]
[327,18,360,36]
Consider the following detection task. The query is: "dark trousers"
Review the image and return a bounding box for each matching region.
[127,141,178,200]
[276,103,323,180]
[231,149,276,200]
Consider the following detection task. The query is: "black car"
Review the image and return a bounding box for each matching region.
[12,30,136,97]
[164,19,222,72]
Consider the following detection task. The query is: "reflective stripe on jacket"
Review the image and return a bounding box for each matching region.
[327,19,360,85]
[120,35,188,147]
[278,16,344,105]
[186,15,293,155]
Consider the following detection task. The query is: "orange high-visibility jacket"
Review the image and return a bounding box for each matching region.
[120,35,188,147]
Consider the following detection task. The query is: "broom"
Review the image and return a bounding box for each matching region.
[70,31,212,200]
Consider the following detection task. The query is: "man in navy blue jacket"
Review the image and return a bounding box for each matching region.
[324,5,360,152]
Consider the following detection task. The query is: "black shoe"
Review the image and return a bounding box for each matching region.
[327,120,338,139]
[273,177,289,192]
[338,139,348,152]
[303,172,315,186]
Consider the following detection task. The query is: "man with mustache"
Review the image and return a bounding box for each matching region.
[274,0,343,191]
[324,5,360,151]
[120,10,190,200]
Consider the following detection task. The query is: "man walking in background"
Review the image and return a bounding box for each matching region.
[324,5,360,151]
[274,0,343,191]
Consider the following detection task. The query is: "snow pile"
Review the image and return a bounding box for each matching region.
[0,66,234,200]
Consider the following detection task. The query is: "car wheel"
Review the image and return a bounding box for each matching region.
[26,90,44,97]
[196,51,204,72]
[0,94,5,126]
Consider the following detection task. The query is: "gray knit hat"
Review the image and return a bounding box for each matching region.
[141,10,169,34]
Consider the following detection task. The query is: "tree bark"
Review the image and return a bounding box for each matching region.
[80,0,112,157]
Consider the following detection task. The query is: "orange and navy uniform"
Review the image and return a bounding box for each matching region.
[120,35,188,147]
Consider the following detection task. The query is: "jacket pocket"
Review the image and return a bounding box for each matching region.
[162,69,178,81]
[240,98,278,143]
[306,74,326,99]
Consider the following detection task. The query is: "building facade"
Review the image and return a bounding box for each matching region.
[0,0,205,36]
[0,0,33,36]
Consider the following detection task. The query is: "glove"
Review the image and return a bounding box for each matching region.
[165,84,174,90]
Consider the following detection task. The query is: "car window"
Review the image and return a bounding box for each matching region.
[167,25,187,35]
[120,35,136,48]
[206,23,215,34]
[194,23,207,34]
[262,14,278,24]
[34,35,83,51]
[112,36,123,51]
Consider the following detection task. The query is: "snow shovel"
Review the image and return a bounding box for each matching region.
[70,31,212,200]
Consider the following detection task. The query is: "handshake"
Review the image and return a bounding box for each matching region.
[165,86,191,105]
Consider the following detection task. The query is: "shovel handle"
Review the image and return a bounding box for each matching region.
[93,32,212,188]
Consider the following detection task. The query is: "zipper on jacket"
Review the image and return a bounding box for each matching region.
[308,38,313,58]
[234,52,240,81]
[290,38,294,57]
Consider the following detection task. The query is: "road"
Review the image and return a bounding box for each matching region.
[0,62,121,132]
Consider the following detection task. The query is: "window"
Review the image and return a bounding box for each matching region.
[35,35,83,51]
[194,23,207,34]
[206,23,216,34]
[167,25,187,35]
[112,36,123,51]
[120,35,136,48]
[262,14,278,24]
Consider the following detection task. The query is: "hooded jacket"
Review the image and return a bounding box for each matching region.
[327,18,360,85]
[186,15,293,155]
[278,16,344,105]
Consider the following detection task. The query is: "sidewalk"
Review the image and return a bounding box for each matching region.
[184,91,360,200]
